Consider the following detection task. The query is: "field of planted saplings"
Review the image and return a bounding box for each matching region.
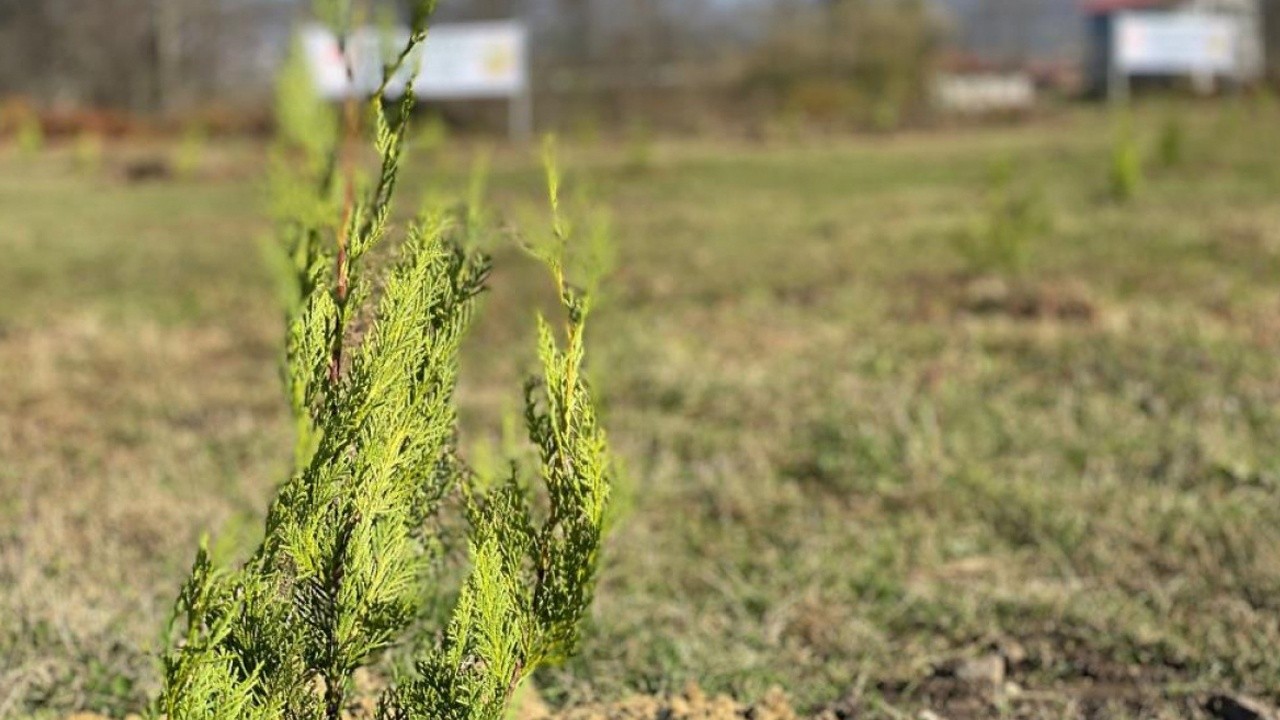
[4,9,1280,719]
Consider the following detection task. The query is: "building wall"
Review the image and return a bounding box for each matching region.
[1264,0,1280,78]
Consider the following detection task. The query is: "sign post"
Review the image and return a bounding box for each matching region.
[302,21,532,142]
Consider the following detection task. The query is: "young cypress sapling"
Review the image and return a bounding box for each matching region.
[156,6,614,720]
[1109,116,1143,203]
[1157,112,1186,169]
[951,159,1050,277]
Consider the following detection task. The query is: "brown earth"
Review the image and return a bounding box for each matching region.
[59,679,1279,720]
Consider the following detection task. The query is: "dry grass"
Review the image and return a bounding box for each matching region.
[3,102,1280,719]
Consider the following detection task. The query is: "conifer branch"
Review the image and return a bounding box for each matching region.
[157,5,611,720]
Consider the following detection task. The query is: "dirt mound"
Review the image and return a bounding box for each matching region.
[903,273,1099,324]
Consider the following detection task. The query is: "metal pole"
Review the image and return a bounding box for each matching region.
[509,19,534,143]
[510,87,534,143]
[1108,15,1130,105]
[1109,62,1130,103]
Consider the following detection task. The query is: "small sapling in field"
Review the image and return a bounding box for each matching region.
[1109,119,1143,203]
[16,113,43,157]
[155,3,614,719]
[952,159,1051,278]
[174,123,208,178]
[1157,112,1186,169]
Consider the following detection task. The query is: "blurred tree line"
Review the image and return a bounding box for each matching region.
[0,0,941,127]
[1,0,1273,131]
[748,0,940,130]
[448,0,944,132]
[0,0,289,114]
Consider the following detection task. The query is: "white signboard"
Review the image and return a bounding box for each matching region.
[417,23,528,99]
[1114,12,1239,75]
[302,22,528,101]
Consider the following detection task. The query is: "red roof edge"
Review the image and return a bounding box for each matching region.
[1081,0,1168,15]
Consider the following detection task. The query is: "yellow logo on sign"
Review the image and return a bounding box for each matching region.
[484,45,515,77]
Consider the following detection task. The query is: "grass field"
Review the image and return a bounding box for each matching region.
[2,102,1280,719]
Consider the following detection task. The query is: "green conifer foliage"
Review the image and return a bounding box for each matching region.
[156,4,613,719]
[382,149,612,720]
[1109,116,1143,204]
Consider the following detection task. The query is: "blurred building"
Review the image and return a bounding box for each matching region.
[1268,0,1280,80]
[936,0,1084,67]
